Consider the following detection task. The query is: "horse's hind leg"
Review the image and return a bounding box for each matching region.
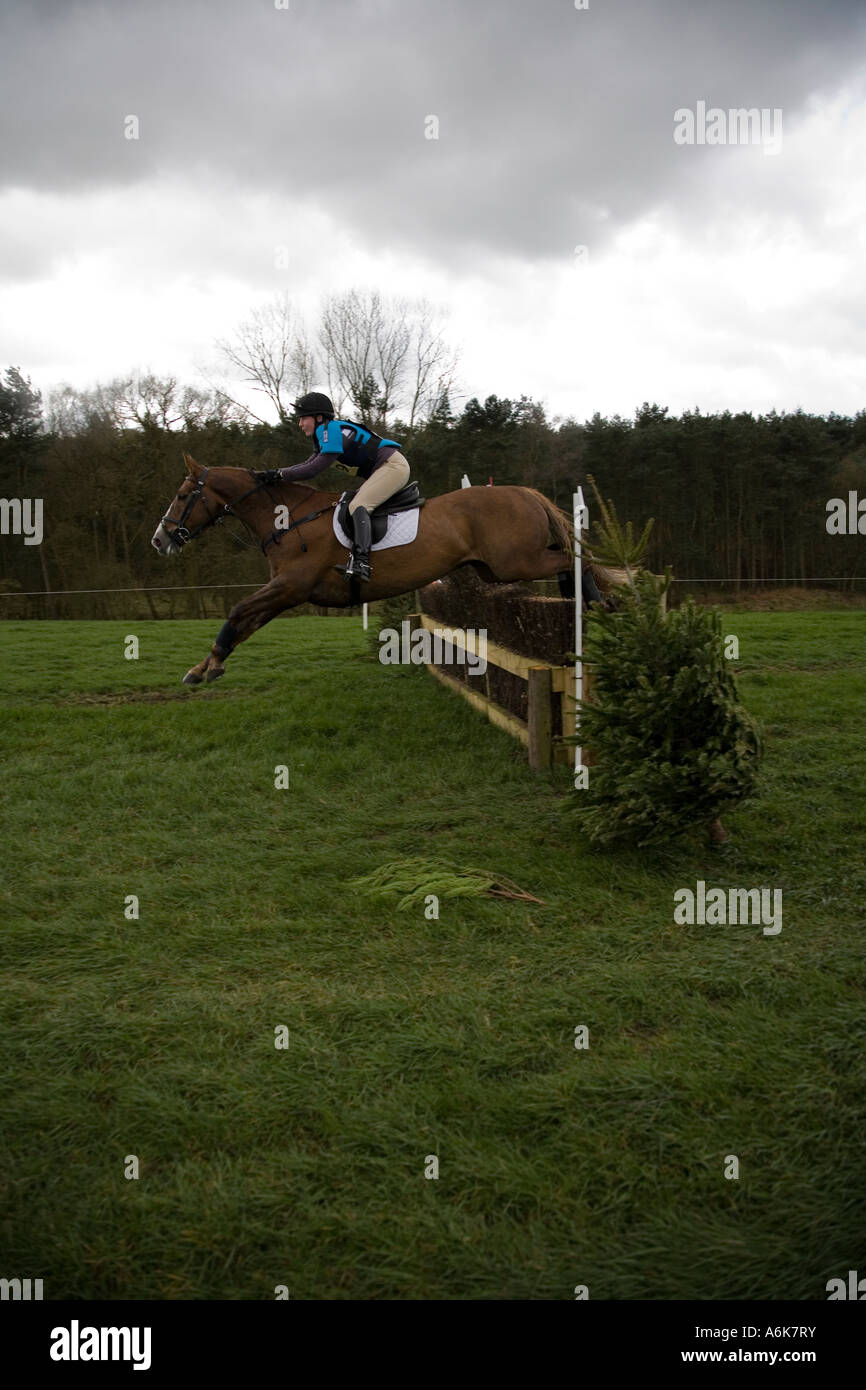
[556,560,610,605]
[479,545,596,604]
[489,545,573,583]
[558,567,576,599]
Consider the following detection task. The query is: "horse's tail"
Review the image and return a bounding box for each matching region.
[520,487,574,557]
[520,487,635,595]
[592,562,632,592]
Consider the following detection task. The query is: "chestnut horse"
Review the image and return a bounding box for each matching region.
[152,454,612,685]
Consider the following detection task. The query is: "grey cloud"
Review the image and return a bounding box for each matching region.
[0,0,864,270]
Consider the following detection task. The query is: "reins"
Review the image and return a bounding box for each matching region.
[260,499,338,555]
[160,469,337,555]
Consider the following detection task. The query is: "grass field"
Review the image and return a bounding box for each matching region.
[1,610,865,1300]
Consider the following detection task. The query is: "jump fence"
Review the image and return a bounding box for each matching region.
[408,605,593,770]
[410,489,593,771]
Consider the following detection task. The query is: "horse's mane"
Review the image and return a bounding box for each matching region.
[208,466,317,497]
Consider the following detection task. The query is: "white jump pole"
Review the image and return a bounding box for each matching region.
[362,603,368,631]
[573,487,586,777]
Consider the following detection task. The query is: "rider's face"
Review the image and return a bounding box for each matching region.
[298,415,317,437]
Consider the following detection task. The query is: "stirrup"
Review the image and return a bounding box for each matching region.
[335,553,371,583]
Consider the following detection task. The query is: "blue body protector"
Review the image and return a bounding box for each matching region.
[316,419,402,478]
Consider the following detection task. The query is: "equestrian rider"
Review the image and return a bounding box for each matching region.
[275,392,410,582]
[273,392,607,606]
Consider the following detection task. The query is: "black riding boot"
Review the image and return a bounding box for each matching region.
[337,506,372,583]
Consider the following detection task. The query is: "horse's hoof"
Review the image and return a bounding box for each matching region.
[205,667,225,683]
[182,671,203,685]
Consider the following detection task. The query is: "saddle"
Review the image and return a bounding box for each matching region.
[337,481,425,545]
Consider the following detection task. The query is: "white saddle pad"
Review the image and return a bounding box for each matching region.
[333,501,420,552]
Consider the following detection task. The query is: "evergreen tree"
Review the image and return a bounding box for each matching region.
[568,567,762,846]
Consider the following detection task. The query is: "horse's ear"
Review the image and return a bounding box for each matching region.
[183,453,202,477]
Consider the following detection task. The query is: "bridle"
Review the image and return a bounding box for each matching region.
[159,467,227,550]
[159,468,337,554]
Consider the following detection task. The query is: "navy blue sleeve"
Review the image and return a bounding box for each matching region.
[279,452,332,481]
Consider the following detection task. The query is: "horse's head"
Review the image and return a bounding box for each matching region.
[152,454,223,555]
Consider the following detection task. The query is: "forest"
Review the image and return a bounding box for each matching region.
[1,362,864,619]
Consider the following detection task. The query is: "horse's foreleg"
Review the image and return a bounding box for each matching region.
[182,576,300,685]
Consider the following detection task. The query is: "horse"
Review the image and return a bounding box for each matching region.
[152,454,621,685]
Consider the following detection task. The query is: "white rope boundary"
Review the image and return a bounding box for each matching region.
[0,577,857,600]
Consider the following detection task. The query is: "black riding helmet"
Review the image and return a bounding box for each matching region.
[292,392,334,418]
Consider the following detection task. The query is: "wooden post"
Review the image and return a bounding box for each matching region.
[582,663,597,767]
[528,666,553,770]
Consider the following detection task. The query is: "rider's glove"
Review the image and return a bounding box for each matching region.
[256,469,284,486]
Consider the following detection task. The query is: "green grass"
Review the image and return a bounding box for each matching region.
[1,611,865,1300]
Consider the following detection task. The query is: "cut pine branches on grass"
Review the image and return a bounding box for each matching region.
[351,857,545,909]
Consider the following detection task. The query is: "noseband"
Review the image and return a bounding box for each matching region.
[159,468,224,550]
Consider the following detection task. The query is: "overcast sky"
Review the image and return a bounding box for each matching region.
[1,0,865,425]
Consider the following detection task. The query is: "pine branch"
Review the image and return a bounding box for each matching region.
[585,474,655,591]
[351,857,545,908]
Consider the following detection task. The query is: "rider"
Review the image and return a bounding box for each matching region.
[275,392,409,582]
[272,391,605,605]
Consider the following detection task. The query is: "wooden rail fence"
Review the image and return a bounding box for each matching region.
[407,611,593,771]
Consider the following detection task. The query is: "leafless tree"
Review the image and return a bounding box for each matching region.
[215,293,314,422]
[403,300,460,430]
[319,290,403,426]
[319,290,459,432]
[46,377,246,433]
[213,288,459,433]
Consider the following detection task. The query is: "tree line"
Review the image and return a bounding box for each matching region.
[1,365,864,620]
